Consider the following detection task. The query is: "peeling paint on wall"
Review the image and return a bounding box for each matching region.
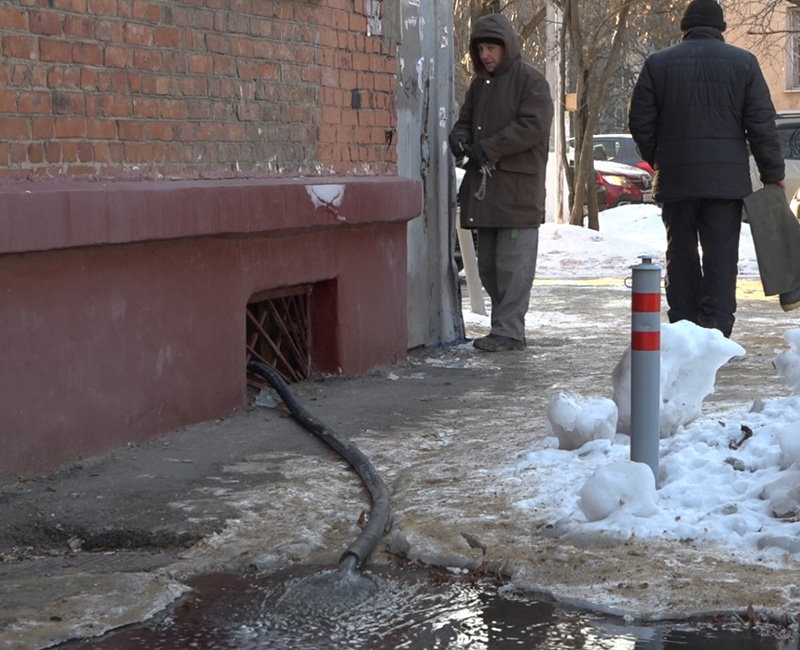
[440,24,449,49]
[305,184,346,221]
[365,0,382,36]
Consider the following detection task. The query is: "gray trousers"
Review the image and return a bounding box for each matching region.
[476,227,539,341]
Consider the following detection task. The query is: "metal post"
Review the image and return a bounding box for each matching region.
[630,255,662,487]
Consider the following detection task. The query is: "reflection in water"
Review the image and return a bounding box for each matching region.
[56,565,796,650]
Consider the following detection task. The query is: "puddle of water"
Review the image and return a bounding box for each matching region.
[55,565,796,650]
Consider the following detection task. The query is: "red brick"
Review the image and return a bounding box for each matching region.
[1,116,31,139]
[213,55,236,76]
[88,119,118,139]
[4,35,37,59]
[29,10,63,36]
[93,70,112,91]
[188,54,213,74]
[132,96,160,118]
[318,26,337,49]
[63,15,94,38]
[94,18,124,42]
[51,90,85,114]
[32,117,55,139]
[133,49,160,71]
[55,117,87,138]
[0,90,15,112]
[132,0,162,23]
[0,6,29,30]
[108,141,124,162]
[84,94,100,117]
[73,42,104,65]
[93,141,110,162]
[206,33,229,54]
[77,141,93,162]
[148,121,173,140]
[105,46,133,68]
[230,36,254,58]
[157,99,184,121]
[10,142,28,164]
[28,142,44,164]
[340,70,357,90]
[61,141,79,162]
[117,119,145,140]
[102,95,132,117]
[117,0,133,20]
[222,122,246,141]
[87,0,114,13]
[154,27,181,48]
[18,91,52,114]
[124,22,153,46]
[45,140,61,163]
[353,52,370,71]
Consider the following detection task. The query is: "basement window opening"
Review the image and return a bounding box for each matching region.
[246,285,312,389]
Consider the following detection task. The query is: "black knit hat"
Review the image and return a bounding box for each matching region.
[680,0,726,31]
[473,37,505,47]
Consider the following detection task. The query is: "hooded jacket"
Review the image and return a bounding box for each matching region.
[449,14,554,228]
[628,27,784,202]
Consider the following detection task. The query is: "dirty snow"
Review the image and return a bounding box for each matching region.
[464,204,800,564]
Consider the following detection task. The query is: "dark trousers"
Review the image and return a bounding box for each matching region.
[662,199,742,338]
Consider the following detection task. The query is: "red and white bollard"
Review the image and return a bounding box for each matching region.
[630,255,662,487]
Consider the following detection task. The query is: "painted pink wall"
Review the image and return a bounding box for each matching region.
[0,176,420,479]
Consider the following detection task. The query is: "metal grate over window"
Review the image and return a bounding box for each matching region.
[246,285,312,387]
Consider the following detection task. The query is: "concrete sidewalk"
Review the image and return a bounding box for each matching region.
[1,277,797,650]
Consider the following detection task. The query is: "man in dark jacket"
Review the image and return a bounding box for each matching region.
[628,0,785,338]
[449,13,554,352]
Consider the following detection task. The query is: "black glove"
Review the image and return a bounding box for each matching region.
[470,143,490,168]
[451,133,470,157]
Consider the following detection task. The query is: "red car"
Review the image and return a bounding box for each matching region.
[593,160,654,209]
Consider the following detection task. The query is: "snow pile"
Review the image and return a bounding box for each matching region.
[611,321,746,438]
[512,319,800,559]
[774,329,800,395]
[546,393,617,451]
[578,460,658,522]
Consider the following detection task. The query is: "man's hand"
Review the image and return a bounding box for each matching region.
[451,133,471,157]
[470,143,490,168]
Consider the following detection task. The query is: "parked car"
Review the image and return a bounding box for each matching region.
[451,165,606,271]
[592,159,653,209]
[568,134,654,174]
[750,111,800,204]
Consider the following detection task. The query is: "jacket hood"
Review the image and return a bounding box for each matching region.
[469,13,520,77]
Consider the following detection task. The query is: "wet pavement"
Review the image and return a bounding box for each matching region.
[50,565,798,649]
[2,275,800,649]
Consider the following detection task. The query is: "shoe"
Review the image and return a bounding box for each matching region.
[473,334,525,351]
[780,287,800,312]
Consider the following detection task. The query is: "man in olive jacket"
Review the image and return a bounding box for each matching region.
[628,0,785,337]
[449,13,553,352]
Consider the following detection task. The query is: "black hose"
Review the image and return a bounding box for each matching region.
[247,360,392,574]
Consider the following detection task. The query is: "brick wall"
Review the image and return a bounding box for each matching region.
[0,0,398,180]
